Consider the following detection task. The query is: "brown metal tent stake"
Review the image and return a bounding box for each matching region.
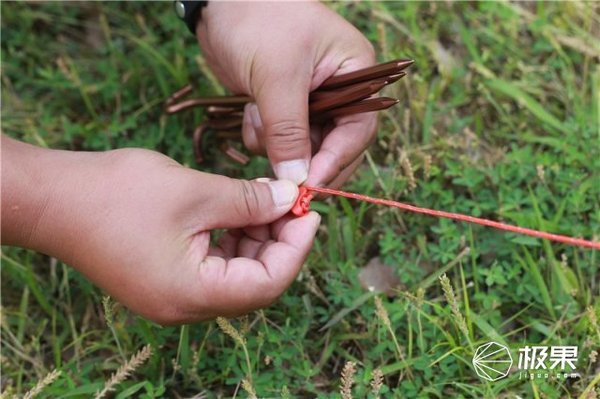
[165,59,414,164]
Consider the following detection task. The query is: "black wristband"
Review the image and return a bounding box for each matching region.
[174,1,208,34]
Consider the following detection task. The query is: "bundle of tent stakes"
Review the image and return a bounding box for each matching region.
[165,59,414,164]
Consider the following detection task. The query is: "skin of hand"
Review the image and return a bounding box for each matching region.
[196,1,377,188]
[1,136,320,325]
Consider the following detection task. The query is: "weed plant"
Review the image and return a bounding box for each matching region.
[1,2,599,398]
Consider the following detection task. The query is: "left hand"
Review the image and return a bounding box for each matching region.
[1,137,320,324]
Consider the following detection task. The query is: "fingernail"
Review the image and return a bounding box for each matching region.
[273,159,309,185]
[267,180,298,208]
[246,103,262,131]
[254,177,272,183]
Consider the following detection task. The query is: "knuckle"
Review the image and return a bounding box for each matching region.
[266,120,308,152]
[354,35,376,64]
[234,180,261,220]
[365,41,376,62]
[103,148,179,178]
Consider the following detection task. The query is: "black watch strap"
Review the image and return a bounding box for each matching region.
[174,1,208,34]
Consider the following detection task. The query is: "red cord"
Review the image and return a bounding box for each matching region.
[291,187,314,216]
[291,186,600,250]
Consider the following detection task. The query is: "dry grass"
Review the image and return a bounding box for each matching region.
[94,345,152,399]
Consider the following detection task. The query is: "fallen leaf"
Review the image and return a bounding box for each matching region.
[358,257,402,297]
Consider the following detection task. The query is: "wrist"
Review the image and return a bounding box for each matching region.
[1,136,104,261]
[1,136,60,250]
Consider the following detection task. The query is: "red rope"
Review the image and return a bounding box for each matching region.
[291,186,599,250]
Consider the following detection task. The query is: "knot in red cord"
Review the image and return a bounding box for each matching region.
[291,187,314,216]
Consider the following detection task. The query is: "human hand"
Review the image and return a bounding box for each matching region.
[2,137,320,324]
[196,1,377,188]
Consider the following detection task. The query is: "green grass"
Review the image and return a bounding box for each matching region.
[2,1,599,398]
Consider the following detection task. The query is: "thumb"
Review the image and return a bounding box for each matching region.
[252,73,311,184]
[201,176,299,229]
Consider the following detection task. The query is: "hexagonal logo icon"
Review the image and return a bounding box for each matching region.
[472,341,513,381]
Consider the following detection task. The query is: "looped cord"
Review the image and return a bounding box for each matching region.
[291,187,314,217]
[291,186,600,250]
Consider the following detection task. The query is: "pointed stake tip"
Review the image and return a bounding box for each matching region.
[395,59,415,67]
